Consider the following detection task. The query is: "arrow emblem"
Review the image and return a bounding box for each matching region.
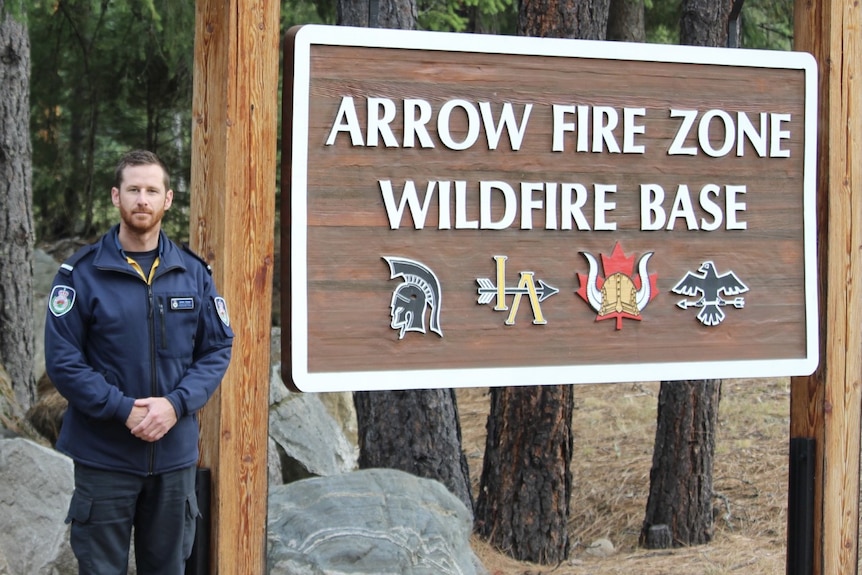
[477,277,559,304]
[476,255,558,325]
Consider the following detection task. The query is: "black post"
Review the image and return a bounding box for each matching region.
[727,0,744,49]
[185,467,212,575]
[368,0,379,27]
[786,437,815,575]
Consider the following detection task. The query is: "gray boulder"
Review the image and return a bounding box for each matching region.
[33,247,60,383]
[0,438,76,575]
[268,365,358,482]
[267,468,485,575]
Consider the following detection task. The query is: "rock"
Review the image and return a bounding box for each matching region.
[0,438,76,575]
[585,537,616,557]
[0,547,11,575]
[267,468,486,575]
[33,248,61,383]
[269,327,358,447]
[268,365,358,482]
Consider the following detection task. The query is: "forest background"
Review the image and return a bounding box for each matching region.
[24,0,791,245]
[1,0,804,573]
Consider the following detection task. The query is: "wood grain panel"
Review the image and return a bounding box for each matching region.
[284,26,816,390]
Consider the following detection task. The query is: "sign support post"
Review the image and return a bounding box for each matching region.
[190,1,279,573]
[791,1,862,574]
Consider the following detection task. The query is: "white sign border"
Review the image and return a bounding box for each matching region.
[288,24,819,393]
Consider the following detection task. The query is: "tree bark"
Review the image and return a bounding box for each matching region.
[639,0,730,549]
[0,2,36,424]
[355,389,474,513]
[337,0,417,29]
[340,0,473,516]
[475,385,573,563]
[640,380,721,547]
[607,0,645,42]
[680,0,730,47]
[518,0,610,40]
[474,1,607,564]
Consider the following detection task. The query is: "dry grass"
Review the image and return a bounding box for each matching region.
[458,378,790,575]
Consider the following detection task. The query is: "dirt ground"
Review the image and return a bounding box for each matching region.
[457,378,791,575]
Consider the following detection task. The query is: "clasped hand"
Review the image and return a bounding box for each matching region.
[125,397,178,442]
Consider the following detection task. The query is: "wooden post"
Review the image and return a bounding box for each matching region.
[190,1,279,573]
[791,1,862,573]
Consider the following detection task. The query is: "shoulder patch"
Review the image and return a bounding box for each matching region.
[214,297,230,327]
[48,285,76,317]
[58,243,98,276]
[181,243,213,275]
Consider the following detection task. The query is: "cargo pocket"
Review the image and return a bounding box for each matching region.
[182,492,201,560]
[65,491,95,570]
[65,491,92,525]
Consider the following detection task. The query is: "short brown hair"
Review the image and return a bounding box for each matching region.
[114,150,171,190]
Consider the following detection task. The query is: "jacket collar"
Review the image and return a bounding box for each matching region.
[93,225,186,274]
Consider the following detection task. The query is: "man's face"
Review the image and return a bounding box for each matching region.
[111,164,173,235]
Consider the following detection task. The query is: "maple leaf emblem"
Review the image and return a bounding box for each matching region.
[576,242,658,330]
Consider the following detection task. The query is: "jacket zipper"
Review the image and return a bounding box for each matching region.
[147,283,157,475]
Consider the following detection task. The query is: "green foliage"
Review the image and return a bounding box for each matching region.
[419,0,471,32]
[282,0,332,28]
[1,0,28,22]
[740,0,793,51]
[29,0,195,241]
[644,0,679,44]
[418,0,517,34]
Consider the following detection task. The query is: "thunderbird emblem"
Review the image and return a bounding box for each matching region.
[576,242,657,330]
[672,261,748,326]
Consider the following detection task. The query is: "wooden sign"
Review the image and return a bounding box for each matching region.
[281,24,818,392]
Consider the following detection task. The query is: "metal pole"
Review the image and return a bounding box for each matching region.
[786,438,815,575]
[727,0,744,48]
[368,0,379,28]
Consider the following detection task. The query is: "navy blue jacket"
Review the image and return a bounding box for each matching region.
[44,225,233,476]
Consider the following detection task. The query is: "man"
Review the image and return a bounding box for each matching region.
[45,150,234,574]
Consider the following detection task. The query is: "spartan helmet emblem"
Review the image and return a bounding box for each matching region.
[384,257,443,339]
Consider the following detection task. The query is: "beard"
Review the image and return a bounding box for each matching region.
[118,203,166,235]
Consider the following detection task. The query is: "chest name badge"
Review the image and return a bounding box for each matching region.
[170,297,195,311]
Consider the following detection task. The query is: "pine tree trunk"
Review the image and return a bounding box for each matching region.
[680,0,731,47]
[518,0,610,40]
[337,0,417,28]
[355,389,474,514]
[474,0,608,564]
[475,386,573,563]
[640,379,721,547]
[639,0,730,549]
[340,0,472,516]
[607,0,645,42]
[0,3,36,424]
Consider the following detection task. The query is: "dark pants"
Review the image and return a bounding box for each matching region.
[66,464,199,575]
